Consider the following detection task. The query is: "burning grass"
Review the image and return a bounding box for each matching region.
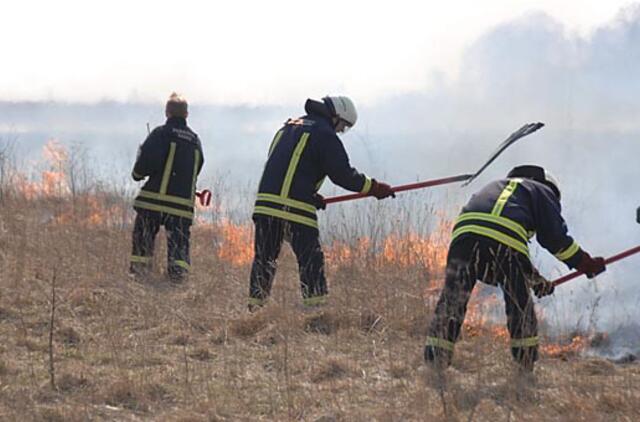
[0,143,638,419]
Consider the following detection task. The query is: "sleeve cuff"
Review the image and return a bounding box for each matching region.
[132,170,144,181]
[554,240,581,262]
[360,176,372,194]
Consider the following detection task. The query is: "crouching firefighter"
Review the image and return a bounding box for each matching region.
[129,93,204,283]
[424,165,606,371]
[249,96,395,310]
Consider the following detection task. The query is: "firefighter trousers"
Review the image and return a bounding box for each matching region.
[425,234,539,368]
[249,215,327,307]
[130,209,192,280]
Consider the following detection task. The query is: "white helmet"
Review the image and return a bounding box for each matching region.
[543,170,561,199]
[323,96,358,128]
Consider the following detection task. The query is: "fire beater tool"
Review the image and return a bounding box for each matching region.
[324,122,545,205]
[552,244,640,287]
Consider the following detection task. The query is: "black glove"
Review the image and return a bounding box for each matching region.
[369,179,396,200]
[312,193,326,210]
[575,252,606,279]
[532,280,555,298]
[530,271,555,298]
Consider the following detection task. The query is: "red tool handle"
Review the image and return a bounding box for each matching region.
[196,189,212,207]
[324,174,472,205]
[552,244,640,287]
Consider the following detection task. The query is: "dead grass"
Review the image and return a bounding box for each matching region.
[0,194,638,421]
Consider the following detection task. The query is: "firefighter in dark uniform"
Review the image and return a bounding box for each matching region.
[129,93,204,283]
[249,96,395,310]
[424,165,606,371]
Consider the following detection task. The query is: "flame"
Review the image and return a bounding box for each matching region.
[463,289,509,340]
[51,194,125,227]
[212,219,254,266]
[15,139,69,198]
[43,139,68,165]
[324,220,451,271]
[11,140,127,226]
[541,335,589,358]
[325,237,371,266]
[380,232,447,268]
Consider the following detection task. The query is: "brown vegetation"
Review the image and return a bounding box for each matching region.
[0,141,638,420]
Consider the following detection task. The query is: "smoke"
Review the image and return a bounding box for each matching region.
[360,6,640,335]
[1,5,639,341]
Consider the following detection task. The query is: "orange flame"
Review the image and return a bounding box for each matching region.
[213,220,254,266]
[540,335,589,358]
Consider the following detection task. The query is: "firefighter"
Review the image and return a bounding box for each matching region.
[424,165,606,371]
[249,96,395,310]
[129,93,204,283]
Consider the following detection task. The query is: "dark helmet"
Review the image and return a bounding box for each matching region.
[507,165,561,199]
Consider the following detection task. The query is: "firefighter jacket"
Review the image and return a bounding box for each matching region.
[253,110,372,229]
[131,117,204,220]
[452,177,584,268]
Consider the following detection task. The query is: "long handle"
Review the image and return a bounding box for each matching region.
[324,122,544,206]
[324,174,472,205]
[552,244,640,287]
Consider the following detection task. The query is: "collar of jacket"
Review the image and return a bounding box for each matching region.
[165,116,187,127]
[301,113,334,129]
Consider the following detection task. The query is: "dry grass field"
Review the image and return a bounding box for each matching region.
[1,187,639,422]
[0,139,638,421]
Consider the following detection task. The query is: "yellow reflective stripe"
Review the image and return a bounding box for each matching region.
[268,130,284,157]
[280,133,310,198]
[256,193,316,214]
[191,149,201,201]
[254,206,318,228]
[425,336,455,352]
[510,336,539,348]
[130,255,152,263]
[132,170,144,179]
[174,260,190,270]
[134,200,194,219]
[137,190,194,207]
[456,212,529,242]
[160,142,177,195]
[303,295,327,307]
[555,241,580,261]
[452,225,529,256]
[360,176,372,194]
[249,297,267,306]
[315,176,326,191]
[492,179,521,216]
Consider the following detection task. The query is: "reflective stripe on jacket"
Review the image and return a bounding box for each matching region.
[253,112,371,229]
[452,178,584,268]
[132,117,204,220]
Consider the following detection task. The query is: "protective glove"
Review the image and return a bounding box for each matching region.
[575,252,606,279]
[195,189,212,207]
[312,193,326,210]
[369,179,396,200]
[530,271,555,298]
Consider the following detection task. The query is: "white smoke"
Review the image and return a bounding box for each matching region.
[1,4,639,351]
